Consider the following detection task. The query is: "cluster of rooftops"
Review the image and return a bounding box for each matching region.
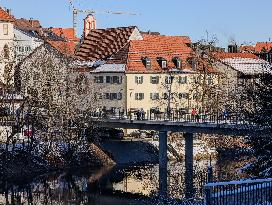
[0,6,271,75]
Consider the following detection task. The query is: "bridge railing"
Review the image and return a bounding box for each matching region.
[89,110,254,126]
[204,178,272,205]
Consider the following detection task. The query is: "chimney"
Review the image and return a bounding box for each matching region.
[6,9,12,15]
[29,18,34,27]
[84,15,96,38]
[228,45,238,53]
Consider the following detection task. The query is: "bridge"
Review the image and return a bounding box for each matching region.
[89,112,269,199]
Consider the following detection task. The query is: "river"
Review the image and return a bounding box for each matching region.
[0,158,249,205]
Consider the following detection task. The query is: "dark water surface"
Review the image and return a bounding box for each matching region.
[0,159,246,205]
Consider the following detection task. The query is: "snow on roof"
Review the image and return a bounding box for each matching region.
[72,60,105,67]
[222,57,272,75]
[91,64,126,73]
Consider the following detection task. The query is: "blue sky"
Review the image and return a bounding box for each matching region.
[1,0,272,48]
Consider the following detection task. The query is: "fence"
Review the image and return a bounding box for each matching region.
[204,178,272,205]
[89,109,254,126]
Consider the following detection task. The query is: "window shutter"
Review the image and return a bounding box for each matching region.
[141,76,143,84]
[135,76,138,84]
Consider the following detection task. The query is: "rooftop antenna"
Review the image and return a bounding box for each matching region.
[67,0,139,36]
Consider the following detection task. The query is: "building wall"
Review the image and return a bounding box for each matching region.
[90,72,126,113]
[125,72,218,114]
[89,70,219,115]
[0,22,14,84]
[213,61,242,110]
[14,28,44,63]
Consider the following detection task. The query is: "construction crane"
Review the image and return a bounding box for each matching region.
[68,0,138,35]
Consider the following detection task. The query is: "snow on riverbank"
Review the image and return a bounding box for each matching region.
[148,139,217,160]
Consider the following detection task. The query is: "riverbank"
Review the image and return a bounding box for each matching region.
[0,142,114,181]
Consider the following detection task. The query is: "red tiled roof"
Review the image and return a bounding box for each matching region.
[215,52,259,59]
[240,42,272,53]
[255,42,272,52]
[240,45,255,52]
[15,18,41,29]
[47,40,77,57]
[76,26,137,61]
[126,35,192,72]
[0,7,14,22]
[51,28,80,42]
[142,34,191,44]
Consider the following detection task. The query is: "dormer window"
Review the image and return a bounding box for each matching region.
[157,57,167,69]
[142,57,151,69]
[173,57,182,69]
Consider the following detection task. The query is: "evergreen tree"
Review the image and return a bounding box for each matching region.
[246,72,272,177]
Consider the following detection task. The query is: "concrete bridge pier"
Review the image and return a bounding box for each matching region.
[159,131,168,197]
[184,132,194,199]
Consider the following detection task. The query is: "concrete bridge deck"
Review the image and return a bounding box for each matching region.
[90,117,267,136]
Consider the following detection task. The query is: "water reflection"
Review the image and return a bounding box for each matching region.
[0,160,245,205]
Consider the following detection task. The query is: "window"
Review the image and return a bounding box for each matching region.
[165,76,174,84]
[150,76,159,84]
[94,76,103,83]
[193,92,201,100]
[25,46,31,52]
[3,24,8,35]
[19,46,24,52]
[150,93,159,100]
[207,78,213,85]
[194,76,201,84]
[95,93,103,100]
[110,93,117,100]
[135,76,143,84]
[173,57,182,69]
[104,93,122,100]
[179,93,189,99]
[162,60,167,69]
[105,93,110,99]
[179,76,187,84]
[177,60,181,69]
[142,57,151,69]
[157,57,167,69]
[135,93,144,100]
[106,76,111,83]
[163,93,173,100]
[106,76,122,84]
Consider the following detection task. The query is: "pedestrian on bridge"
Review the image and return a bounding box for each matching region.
[191,108,199,122]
